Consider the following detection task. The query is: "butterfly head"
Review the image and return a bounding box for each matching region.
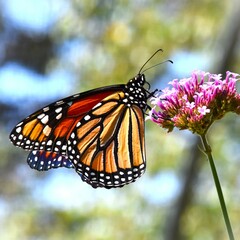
[123,73,151,109]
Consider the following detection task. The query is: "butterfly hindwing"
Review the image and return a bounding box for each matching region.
[67,84,147,188]
[27,150,74,171]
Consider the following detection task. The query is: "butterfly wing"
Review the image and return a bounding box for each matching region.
[9,85,125,157]
[27,150,74,171]
[67,90,146,188]
[10,73,149,188]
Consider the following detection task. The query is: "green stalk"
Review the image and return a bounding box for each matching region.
[200,133,235,240]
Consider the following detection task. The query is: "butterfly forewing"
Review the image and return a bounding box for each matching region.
[9,86,124,156]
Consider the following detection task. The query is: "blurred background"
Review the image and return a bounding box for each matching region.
[1,0,240,239]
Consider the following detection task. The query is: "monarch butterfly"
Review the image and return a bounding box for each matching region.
[9,49,162,188]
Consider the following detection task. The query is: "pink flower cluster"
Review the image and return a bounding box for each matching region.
[148,71,240,135]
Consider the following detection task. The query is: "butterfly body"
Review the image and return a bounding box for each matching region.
[10,73,152,188]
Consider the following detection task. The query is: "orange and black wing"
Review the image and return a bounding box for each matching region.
[10,72,150,189]
[67,91,146,188]
[9,85,124,157]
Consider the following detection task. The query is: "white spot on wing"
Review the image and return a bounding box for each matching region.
[92,102,102,109]
[37,113,45,119]
[16,122,23,127]
[55,107,62,113]
[43,125,52,136]
[47,140,52,146]
[84,115,91,121]
[18,134,23,140]
[56,100,64,105]
[43,107,50,112]
[56,113,62,120]
[16,127,22,133]
[140,164,145,169]
[41,115,49,124]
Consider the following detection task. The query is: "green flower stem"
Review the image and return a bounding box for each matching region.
[200,134,235,240]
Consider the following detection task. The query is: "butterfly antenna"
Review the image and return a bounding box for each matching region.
[141,59,173,73]
[138,49,163,74]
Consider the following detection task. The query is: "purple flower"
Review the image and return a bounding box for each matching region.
[197,106,210,115]
[148,70,240,135]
